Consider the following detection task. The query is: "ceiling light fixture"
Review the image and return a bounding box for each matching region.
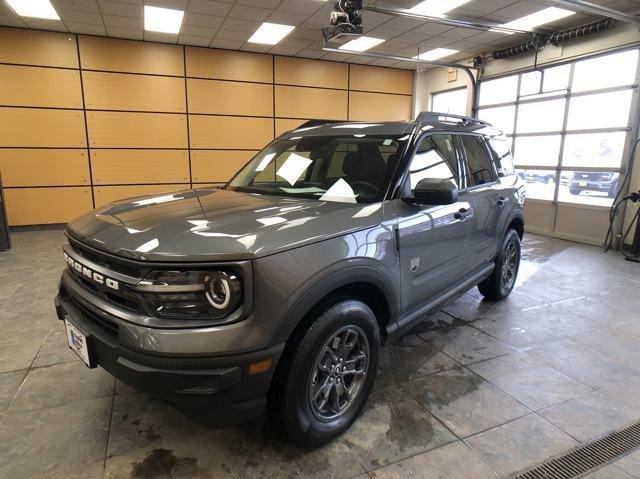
[413,48,459,61]
[493,7,575,34]
[409,0,472,17]
[144,5,184,34]
[248,22,295,45]
[6,0,59,19]
[339,36,385,52]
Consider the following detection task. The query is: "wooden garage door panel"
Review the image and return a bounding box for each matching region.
[91,149,190,184]
[0,65,82,108]
[275,57,348,90]
[348,92,412,121]
[187,79,273,116]
[94,184,188,208]
[186,47,272,83]
[0,28,78,68]
[79,36,184,76]
[189,116,273,149]
[555,205,609,245]
[349,65,414,95]
[83,72,186,112]
[0,108,86,147]
[523,201,554,233]
[87,111,188,148]
[191,150,256,182]
[0,149,89,187]
[275,119,306,137]
[275,86,347,120]
[4,187,92,226]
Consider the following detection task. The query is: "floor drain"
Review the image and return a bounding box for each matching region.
[513,421,640,479]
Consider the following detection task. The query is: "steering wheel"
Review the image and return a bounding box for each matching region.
[350,180,380,199]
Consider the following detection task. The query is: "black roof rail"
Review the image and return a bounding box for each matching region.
[297,119,344,129]
[416,111,491,127]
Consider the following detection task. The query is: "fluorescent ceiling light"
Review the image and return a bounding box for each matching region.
[409,0,472,17]
[6,0,59,19]
[413,48,459,61]
[339,36,385,52]
[144,5,184,34]
[494,7,575,34]
[248,22,295,45]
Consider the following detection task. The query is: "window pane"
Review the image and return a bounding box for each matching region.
[479,75,518,105]
[558,170,619,206]
[567,90,633,130]
[520,71,542,96]
[486,137,515,177]
[572,50,639,92]
[513,135,561,167]
[543,64,571,92]
[460,135,496,187]
[517,169,556,200]
[516,99,566,133]
[409,135,458,189]
[432,88,468,116]
[478,105,515,134]
[562,132,627,169]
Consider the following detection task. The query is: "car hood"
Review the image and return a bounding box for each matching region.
[67,188,385,262]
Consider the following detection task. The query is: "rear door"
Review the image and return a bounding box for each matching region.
[395,133,475,314]
[457,134,503,267]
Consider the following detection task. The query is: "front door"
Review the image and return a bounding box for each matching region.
[395,133,475,315]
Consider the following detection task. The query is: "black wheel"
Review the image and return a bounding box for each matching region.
[478,229,521,301]
[275,299,380,447]
[570,187,581,195]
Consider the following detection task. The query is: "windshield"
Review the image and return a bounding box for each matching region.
[226,135,408,203]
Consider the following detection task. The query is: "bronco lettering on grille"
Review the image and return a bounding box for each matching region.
[64,252,120,291]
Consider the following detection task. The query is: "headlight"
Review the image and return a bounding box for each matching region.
[135,270,242,320]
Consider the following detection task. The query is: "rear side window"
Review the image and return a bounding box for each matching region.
[408,134,459,189]
[459,135,497,187]
[486,136,515,177]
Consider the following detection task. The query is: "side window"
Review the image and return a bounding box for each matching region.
[408,134,458,190]
[460,135,497,187]
[486,136,515,177]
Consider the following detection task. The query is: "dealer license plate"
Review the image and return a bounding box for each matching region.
[65,319,91,367]
[579,181,588,187]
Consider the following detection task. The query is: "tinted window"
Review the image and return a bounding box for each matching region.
[408,134,458,189]
[460,135,496,187]
[486,137,515,177]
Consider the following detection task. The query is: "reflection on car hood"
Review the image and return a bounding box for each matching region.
[67,188,385,261]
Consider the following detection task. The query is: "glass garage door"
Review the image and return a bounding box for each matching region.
[477,49,640,244]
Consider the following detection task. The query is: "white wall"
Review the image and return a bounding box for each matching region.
[414,22,640,246]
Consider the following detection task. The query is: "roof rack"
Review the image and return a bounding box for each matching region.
[297,119,344,129]
[416,111,491,127]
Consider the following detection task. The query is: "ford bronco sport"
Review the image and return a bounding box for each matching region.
[55,112,525,446]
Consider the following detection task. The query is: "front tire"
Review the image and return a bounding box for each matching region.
[276,300,380,447]
[478,229,521,301]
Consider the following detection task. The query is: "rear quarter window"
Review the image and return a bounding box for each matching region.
[487,137,515,177]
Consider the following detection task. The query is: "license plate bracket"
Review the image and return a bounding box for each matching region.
[64,319,95,368]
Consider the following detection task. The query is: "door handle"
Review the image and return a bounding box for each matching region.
[497,197,507,207]
[454,207,473,220]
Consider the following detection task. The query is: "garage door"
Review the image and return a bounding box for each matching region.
[477,48,639,245]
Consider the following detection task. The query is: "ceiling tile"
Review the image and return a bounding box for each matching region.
[267,11,309,26]
[210,38,244,49]
[300,14,328,29]
[60,9,103,24]
[183,13,225,28]
[215,29,251,41]
[102,14,142,29]
[23,18,68,31]
[105,25,143,39]
[52,0,100,13]
[391,31,428,44]
[383,16,426,30]
[241,43,271,53]
[178,34,213,46]
[362,10,394,30]
[440,27,480,40]
[294,49,325,59]
[143,0,189,9]
[238,0,281,8]
[279,37,313,48]
[181,23,217,36]
[98,0,142,17]
[64,21,107,34]
[277,0,326,15]
[411,22,453,36]
[188,0,232,17]
[0,14,26,27]
[288,27,318,40]
[228,5,272,21]
[490,1,544,21]
[270,45,301,55]
[368,58,399,67]
[321,51,352,62]
[221,17,261,32]
[144,31,179,43]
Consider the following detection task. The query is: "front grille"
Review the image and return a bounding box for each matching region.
[68,238,142,278]
[64,289,119,337]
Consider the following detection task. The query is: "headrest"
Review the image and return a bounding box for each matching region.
[343,150,385,180]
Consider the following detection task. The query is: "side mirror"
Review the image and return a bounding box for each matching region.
[407,178,458,205]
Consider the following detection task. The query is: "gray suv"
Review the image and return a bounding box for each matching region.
[55,112,525,446]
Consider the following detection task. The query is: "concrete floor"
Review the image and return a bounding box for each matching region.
[1,230,640,479]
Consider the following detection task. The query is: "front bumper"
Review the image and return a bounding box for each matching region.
[570,180,613,191]
[55,272,284,423]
